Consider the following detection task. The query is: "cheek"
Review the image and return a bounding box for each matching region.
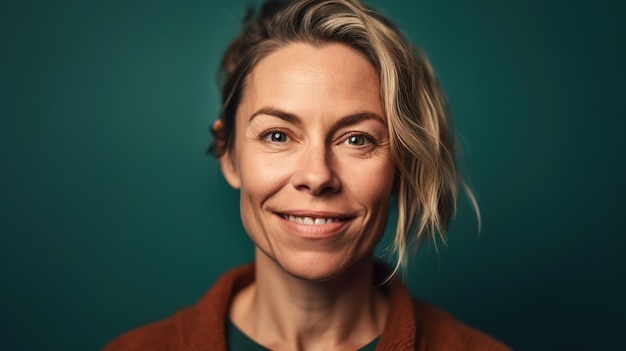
[341,157,395,205]
[237,153,293,247]
[238,152,291,203]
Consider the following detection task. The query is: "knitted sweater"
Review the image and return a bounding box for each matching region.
[103,264,511,351]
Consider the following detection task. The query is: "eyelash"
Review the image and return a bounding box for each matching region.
[341,132,376,147]
[259,129,376,148]
[260,128,290,144]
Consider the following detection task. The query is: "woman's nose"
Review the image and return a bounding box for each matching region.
[291,144,340,196]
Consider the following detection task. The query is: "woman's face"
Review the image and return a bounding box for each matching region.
[220,42,395,281]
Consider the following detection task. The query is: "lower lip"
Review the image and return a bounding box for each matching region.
[277,214,352,239]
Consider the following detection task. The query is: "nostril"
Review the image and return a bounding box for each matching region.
[291,150,340,195]
[292,170,340,195]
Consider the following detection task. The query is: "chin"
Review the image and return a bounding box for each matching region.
[273,251,369,283]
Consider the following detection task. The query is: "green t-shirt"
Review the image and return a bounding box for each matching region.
[226,318,379,351]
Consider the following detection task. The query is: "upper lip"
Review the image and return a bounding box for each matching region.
[274,210,356,219]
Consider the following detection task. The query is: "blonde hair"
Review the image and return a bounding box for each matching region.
[209,0,479,276]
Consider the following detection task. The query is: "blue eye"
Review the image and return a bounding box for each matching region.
[271,132,287,142]
[344,134,371,146]
[262,130,289,143]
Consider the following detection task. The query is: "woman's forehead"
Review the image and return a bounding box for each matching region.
[240,42,383,121]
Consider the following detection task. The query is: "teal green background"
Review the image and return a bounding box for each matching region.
[1,0,624,349]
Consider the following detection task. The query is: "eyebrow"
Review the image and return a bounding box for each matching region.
[248,107,386,130]
[249,107,300,124]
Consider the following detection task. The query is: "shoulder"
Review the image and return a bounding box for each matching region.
[375,262,511,351]
[101,264,255,351]
[412,299,512,351]
[101,307,194,351]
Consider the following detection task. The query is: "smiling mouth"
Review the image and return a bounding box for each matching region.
[280,214,344,225]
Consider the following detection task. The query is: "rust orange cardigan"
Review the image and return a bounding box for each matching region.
[103,264,511,351]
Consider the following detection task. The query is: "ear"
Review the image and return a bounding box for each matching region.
[220,151,241,189]
[213,119,241,189]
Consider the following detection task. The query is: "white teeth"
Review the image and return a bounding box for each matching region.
[283,215,339,225]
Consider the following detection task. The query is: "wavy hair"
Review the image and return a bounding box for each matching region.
[209,0,479,276]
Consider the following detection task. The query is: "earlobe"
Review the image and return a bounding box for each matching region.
[220,152,241,189]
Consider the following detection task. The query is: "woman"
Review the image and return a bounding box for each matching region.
[104,0,510,350]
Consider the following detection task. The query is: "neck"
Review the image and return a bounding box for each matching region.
[229,249,388,351]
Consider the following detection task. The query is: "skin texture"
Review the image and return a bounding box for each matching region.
[219,42,394,350]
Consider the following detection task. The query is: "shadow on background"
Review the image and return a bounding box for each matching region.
[1,0,624,350]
